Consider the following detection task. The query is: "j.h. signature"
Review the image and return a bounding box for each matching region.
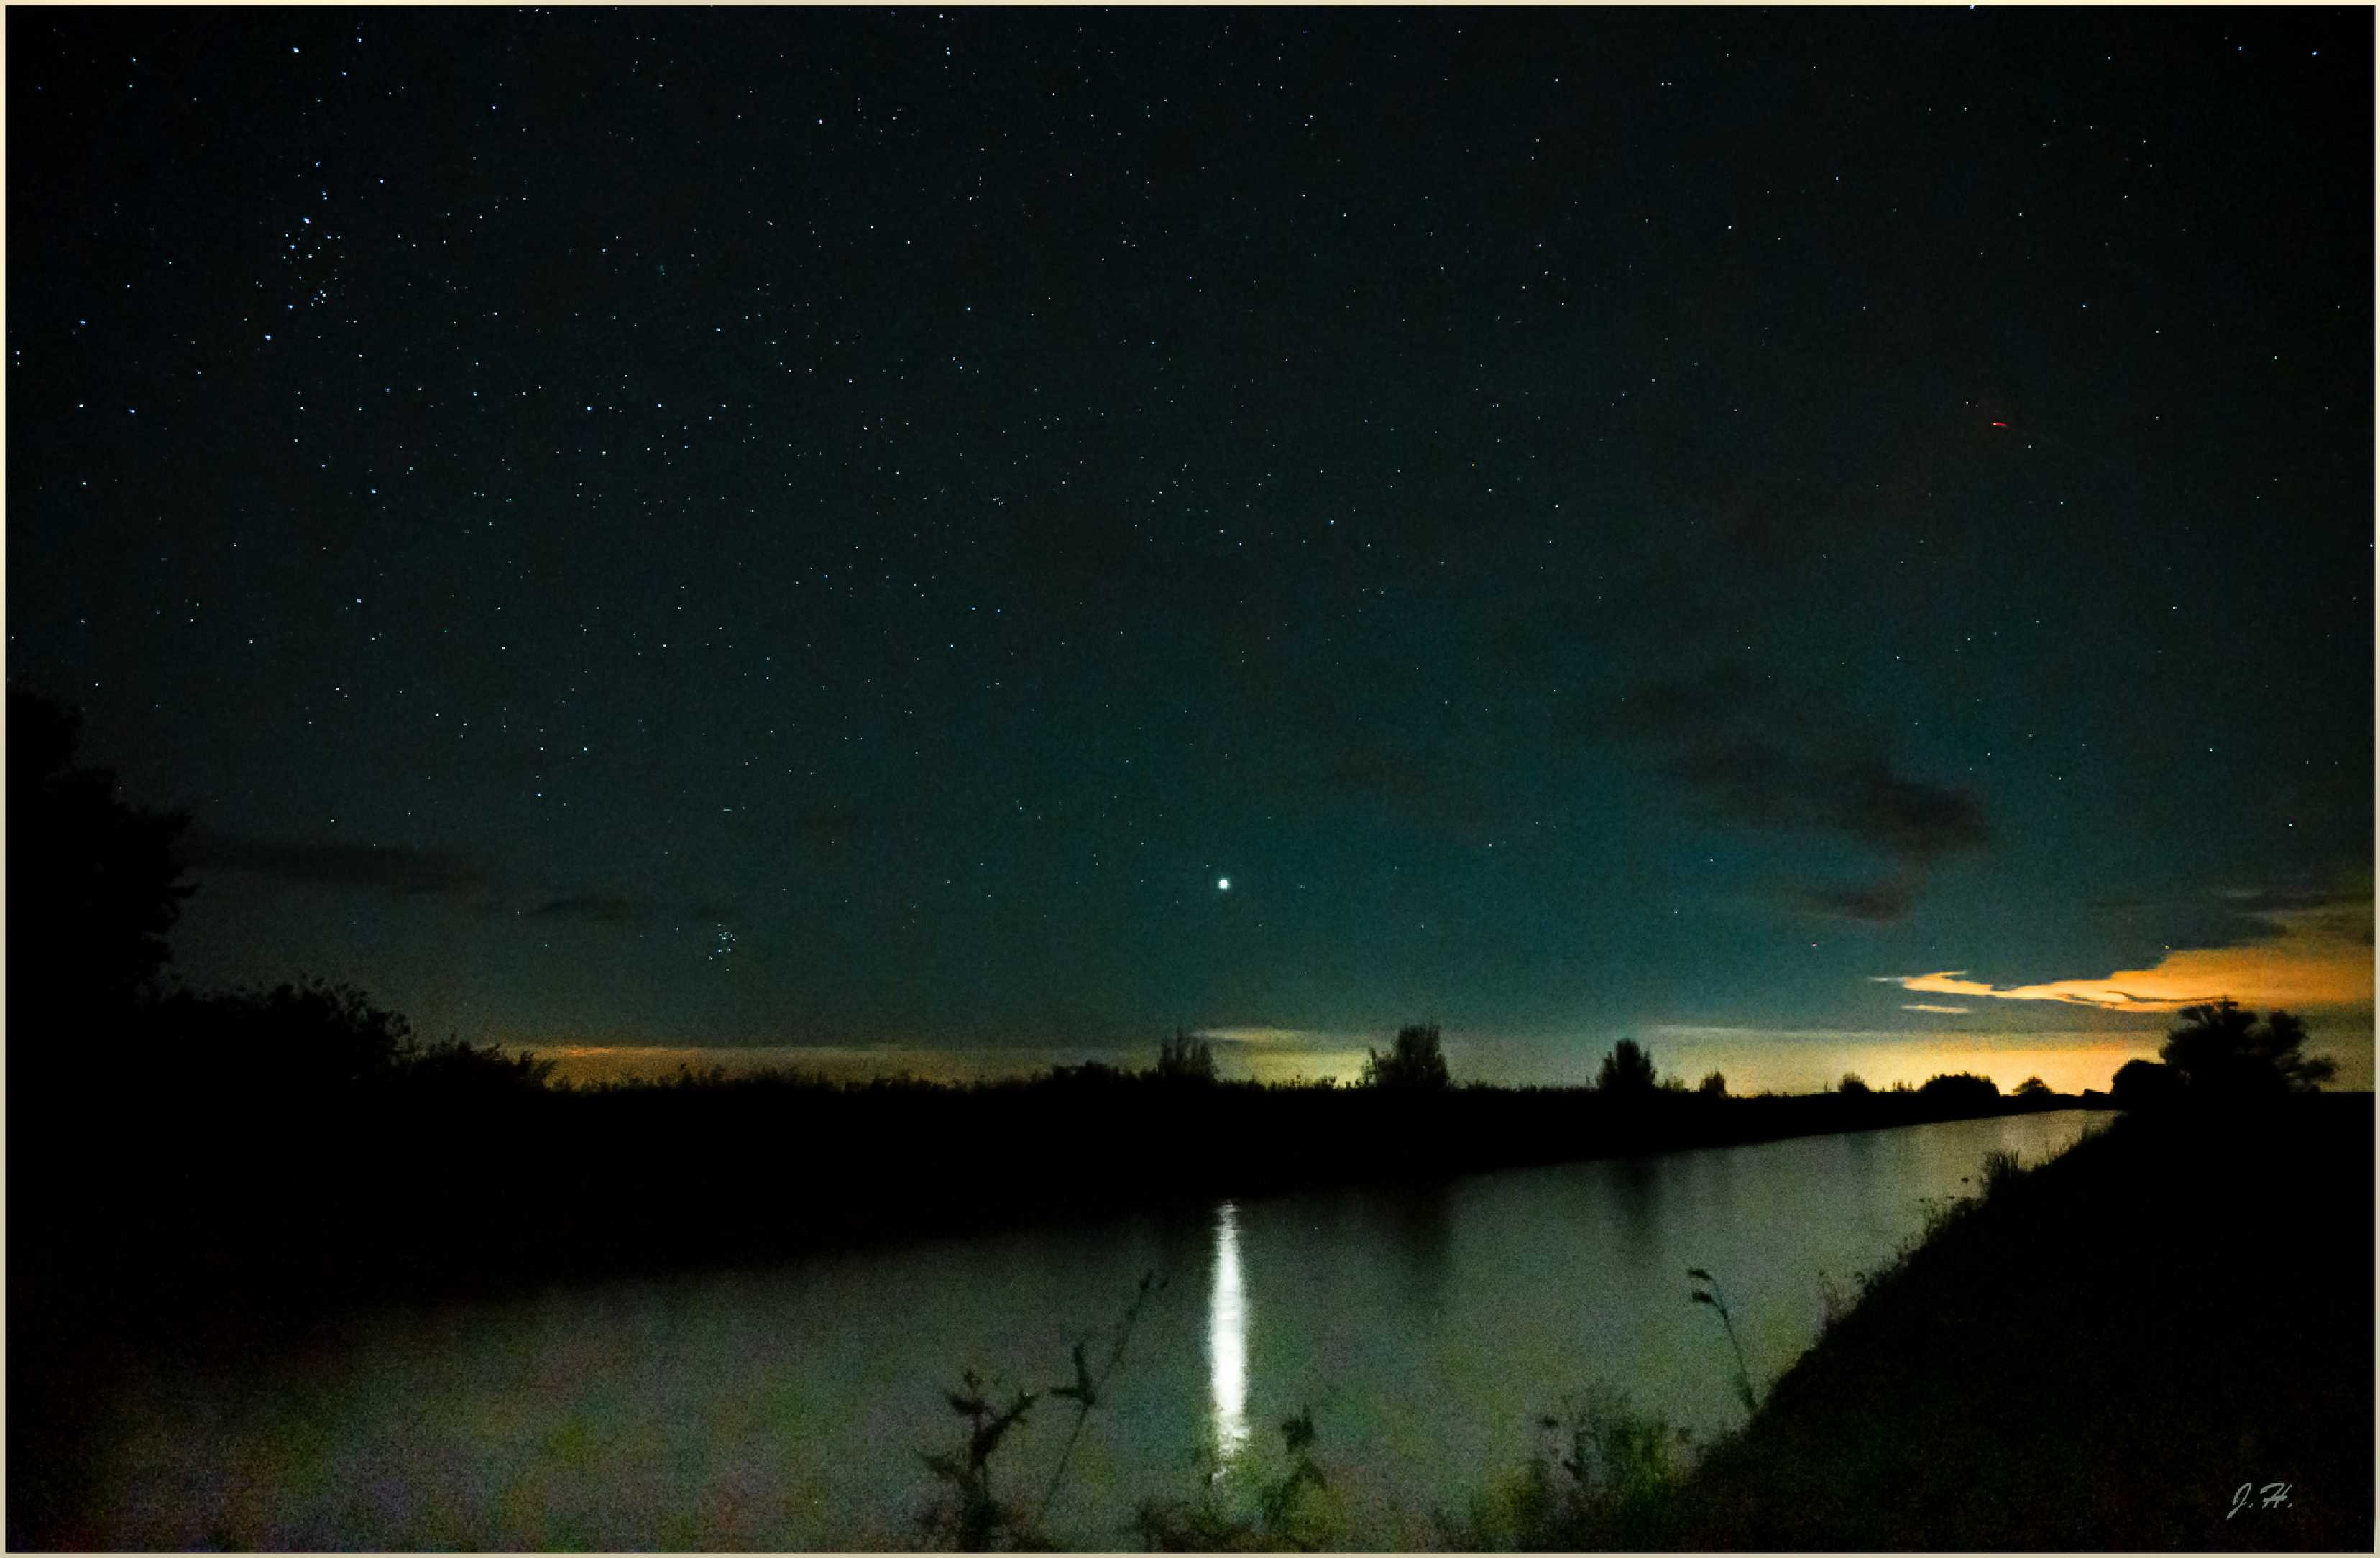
[2228,1481,2292,1518]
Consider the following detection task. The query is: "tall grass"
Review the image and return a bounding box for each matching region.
[1686,1268,1758,1419]
[1134,1406,1341,1552]
[1443,1387,1694,1550]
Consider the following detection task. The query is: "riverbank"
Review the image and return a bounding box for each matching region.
[1670,1094,2373,1550]
[7,1072,2090,1549]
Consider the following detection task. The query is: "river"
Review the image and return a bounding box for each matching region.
[87,1109,2106,1549]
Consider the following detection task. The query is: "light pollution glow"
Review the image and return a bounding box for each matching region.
[518,905,2376,1097]
[1879,901,2374,1013]
[527,1028,2371,1097]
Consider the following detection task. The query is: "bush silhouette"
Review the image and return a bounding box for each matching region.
[142,979,410,1117]
[395,1035,559,1101]
[1697,1071,1727,1098]
[1361,1023,1451,1090]
[1596,1039,1657,1095]
[1838,1073,1872,1097]
[2159,998,2335,1100]
[139,979,553,1114]
[1917,1071,1999,1108]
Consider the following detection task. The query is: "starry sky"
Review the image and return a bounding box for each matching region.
[10,8,2372,1092]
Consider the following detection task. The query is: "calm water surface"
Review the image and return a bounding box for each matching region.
[93,1110,2105,1548]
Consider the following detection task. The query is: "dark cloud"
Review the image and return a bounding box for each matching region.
[1611,660,1989,921]
[181,827,487,897]
[1833,759,1990,865]
[1804,879,1916,925]
[2210,883,2362,917]
[2100,878,2374,960]
[527,893,643,926]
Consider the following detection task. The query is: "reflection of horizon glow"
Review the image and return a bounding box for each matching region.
[1209,1199,1249,1459]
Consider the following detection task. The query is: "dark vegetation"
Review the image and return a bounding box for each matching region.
[1596,1037,1656,1094]
[1673,1095,2373,1550]
[1442,1386,1700,1551]
[917,1271,1167,1551]
[1363,1020,1453,1090]
[2111,999,2338,1105]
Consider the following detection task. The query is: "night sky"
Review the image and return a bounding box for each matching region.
[10,8,2372,1091]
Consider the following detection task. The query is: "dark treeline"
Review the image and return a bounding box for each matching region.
[19,1003,2086,1329]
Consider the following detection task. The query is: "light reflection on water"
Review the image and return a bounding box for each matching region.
[84,1110,2110,1549]
[1209,1199,1250,1460]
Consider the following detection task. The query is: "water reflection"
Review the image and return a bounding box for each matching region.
[1608,1154,1661,1266]
[1388,1181,1455,1305]
[1209,1199,1249,1458]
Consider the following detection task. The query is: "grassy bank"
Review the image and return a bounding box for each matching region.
[1667,1094,2374,1550]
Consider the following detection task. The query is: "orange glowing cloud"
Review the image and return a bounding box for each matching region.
[1878,902,2374,1012]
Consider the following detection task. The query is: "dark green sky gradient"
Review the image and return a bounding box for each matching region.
[9,8,2370,1071]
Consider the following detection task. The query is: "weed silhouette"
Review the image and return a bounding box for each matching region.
[1135,1405,1338,1552]
[1687,1268,1759,1419]
[1032,1270,1164,1534]
[918,1271,1164,1552]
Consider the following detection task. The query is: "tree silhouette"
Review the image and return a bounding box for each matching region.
[6,689,191,1023]
[2159,998,2335,1100]
[1362,1022,1451,1090]
[1152,1027,1217,1084]
[2013,1076,2052,1099]
[1596,1039,1657,1095]
[1838,1073,1872,1097]
[1697,1071,1727,1098]
[2110,1057,2184,1110]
